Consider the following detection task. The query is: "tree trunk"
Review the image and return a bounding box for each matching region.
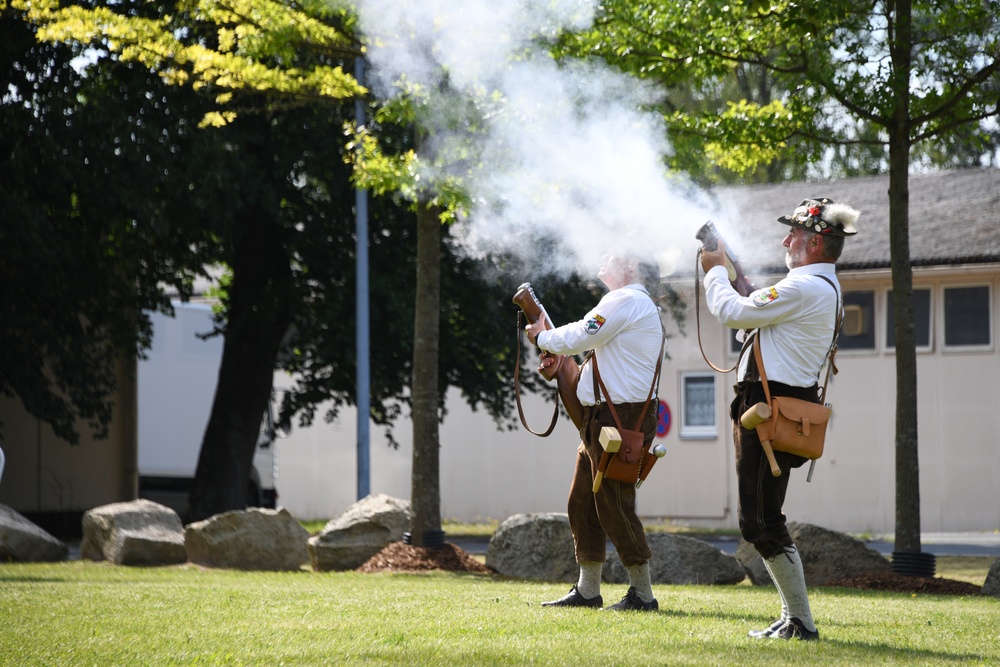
[888,0,922,554]
[408,200,442,546]
[187,203,292,523]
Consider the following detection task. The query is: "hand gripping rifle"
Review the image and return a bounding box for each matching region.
[695,220,756,297]
[512,283,585,435]
[695,222,780,475]
[695,220,760,375]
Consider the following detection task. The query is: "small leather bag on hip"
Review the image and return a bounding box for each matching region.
[762,397,830,459]
[753,358,831,459]
[751,277,841,460]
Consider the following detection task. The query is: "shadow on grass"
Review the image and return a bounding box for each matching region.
[0,573,70,583]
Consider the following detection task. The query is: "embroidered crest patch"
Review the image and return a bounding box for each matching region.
[752,287,779,307]
[585,314,606,334]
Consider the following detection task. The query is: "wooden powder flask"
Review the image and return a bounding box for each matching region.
[740,402,781,477]
[592,426,622,492]
[511,283,585,431]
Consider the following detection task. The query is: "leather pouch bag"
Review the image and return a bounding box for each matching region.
[615,428,645,464]
[604,429,647,482]
[758,395,831,459]
[752,334,832,460]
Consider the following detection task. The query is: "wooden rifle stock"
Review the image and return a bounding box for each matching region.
[696,221,756,297]
[512,283,585,431]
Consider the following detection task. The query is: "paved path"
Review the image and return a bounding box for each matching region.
[868,532,1000,557]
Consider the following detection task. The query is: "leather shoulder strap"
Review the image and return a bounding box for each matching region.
[513,310,560,437]
[815,274,843,403]
[592,327,665,431]
[753,274,842,404]
[753,334,772,405]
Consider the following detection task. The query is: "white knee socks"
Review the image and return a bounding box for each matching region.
[765,546,815,631]
[625,562,655,603]
[761,557,789,622]
[577,561,655,603]
[576,561,603,599]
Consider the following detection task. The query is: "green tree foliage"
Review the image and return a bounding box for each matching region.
[560,0,1000,182]
[15,0,392,520]
[566,0,1000,553]
[21,0,364,121]
[0,3,219,444]
[16,0,598,525]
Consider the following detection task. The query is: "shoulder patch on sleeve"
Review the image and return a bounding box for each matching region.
[585,314,606,334]
[752,287,779,307]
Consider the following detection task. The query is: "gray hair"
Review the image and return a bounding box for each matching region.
[818,232,845,261]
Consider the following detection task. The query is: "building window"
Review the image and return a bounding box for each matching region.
[729,328,755,356]
[944,285,991,347]
[838,290,876,350]
[680,372,716,439]
[886,288,932,350]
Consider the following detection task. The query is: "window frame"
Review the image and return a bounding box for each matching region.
[837,289,877,352]
[942,283,993,352]
[678,371,718,440]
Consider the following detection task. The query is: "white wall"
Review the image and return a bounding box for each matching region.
[138,303,221,478]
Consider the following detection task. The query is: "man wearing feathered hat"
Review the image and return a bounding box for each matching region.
[700,197,860,641]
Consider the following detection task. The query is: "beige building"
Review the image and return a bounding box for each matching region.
[2,169,998,537]
[0,359,137,533]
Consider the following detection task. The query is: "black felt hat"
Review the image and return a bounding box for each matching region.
[777,197,860,236]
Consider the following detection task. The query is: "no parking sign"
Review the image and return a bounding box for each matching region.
[656,399,671,438]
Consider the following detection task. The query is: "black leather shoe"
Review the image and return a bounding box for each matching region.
[603,587,658,612]
[541,585,603,608]
[748,618,786,639]
[771,617,819,640]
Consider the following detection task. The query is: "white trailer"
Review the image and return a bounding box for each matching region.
[138,301,278,515]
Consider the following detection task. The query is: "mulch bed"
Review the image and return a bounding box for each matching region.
[824,572,981,595]
[356,541,491,574]
[358,542,981,595]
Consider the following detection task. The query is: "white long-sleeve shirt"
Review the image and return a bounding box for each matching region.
[536,284,662,405]
[703,263,841,387]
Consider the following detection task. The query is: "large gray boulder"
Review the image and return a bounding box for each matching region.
[186,507,310,571]
[81,499,185,566]
[308,494,410,572]
[604,533,745,585]
[982,558,1000,598]
[486,513,578,582]
[736,521,891,586]
[0,504,68,562]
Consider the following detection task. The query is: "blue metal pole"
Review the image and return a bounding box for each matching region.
[355,56,371,500]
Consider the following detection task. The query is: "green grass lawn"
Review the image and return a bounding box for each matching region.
[1,560,996,666]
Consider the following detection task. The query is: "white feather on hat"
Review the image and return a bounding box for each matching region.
[821,202,860,236]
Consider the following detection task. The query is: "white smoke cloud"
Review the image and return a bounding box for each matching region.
[353,0,718,279]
